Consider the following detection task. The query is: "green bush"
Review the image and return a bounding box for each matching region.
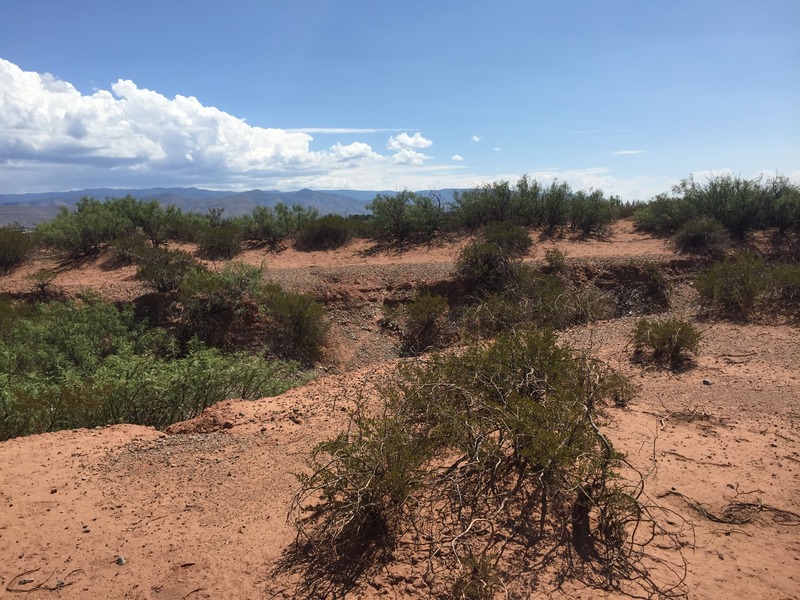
[36,197,134,257]
[456,242,518,295]
[766,262,800,309]
[632,194,695,235]
[395,293,450,355]
[540,180,571,231]
[695,252,767,317]
[197,222,243,259]
[137,247,203,293]
[295,214,352,251]
[240,204,320,249]
[109,232,150,265]
[290,328,657,596]
[481,220,532,256]
[0,295,307,440]
[673,218,728,256]
[265,286,328,364]
[177,263,263,344]
[569,190,621,236]
[632,318,701,370]
[0,226,36,271]
[544,246,568,274]
[175,263,327,361]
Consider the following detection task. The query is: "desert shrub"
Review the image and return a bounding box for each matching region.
[762,176,800,233]
[641,261,672,308]
[632,194,695,235]
[295,214,352,251]
[632,318,701,370]
[0,295,307,440]
[456,242,518,295]
[544,246,568,274]
[197,222,243,259]
[36,197,134,257]
[766,262,800,309]
[264,286,328,363]
[681,175,763,240]
[109,232,150,265]
[164,210,209,243]
[569,190,621,236]
[27,269,59,300]
[673,218,728,256]
[241,204,319,248]
[481,220,531,256]
[289,328,668,597]
[177,263,263,343]
[0,226,36,272]
[540,180,571,231]
[617,200,644,219]
[568,284,615,323]
[367,190,415,241]
[137,247,202,293]
[694,252,767,318]
[395,293,450,355]
[408,191,448,238]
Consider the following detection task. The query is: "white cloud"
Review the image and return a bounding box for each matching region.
[471,135,483,142]
[613,150,646,155]
[386,132,433,150]
[0,58,434,192]
[451,155,464,161]
[493,147,501,152]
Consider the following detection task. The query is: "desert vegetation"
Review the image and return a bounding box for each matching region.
[1,171,799,598]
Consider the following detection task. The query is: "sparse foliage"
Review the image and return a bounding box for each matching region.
[632,318,702,370]
[288,328,679,598]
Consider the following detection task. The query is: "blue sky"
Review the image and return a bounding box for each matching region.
[1,0,798,200]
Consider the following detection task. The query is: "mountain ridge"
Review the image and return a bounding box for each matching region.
[0,187,463,227]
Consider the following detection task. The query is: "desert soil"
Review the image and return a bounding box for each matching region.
[1,221,798,599]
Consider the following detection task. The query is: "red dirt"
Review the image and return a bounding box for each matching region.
[1,222,798,599]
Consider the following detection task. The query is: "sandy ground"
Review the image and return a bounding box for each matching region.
[1,222,798,599]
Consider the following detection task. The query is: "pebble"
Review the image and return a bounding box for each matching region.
[702,378,713,385]
[116,555,126,565]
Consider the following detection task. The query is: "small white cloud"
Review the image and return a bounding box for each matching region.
[451,154,464,162]
[391,148,429,165]
[387,132,433,150]
[613,150,646,155]
[493,147,501,152]
[471,135,483,142]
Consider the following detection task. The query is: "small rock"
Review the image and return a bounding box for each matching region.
[50,487,57,494]
[702,378,713,386]
[222,421,234,429]
[116,555,126,565]
[55,580,65,588]
[19,578,34,585]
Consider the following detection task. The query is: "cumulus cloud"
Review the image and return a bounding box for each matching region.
[386,132,433,150]
[0,59,433,192]
[471,135,483,142]
[451,155,464,161]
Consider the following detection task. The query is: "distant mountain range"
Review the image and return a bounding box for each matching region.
[0,187,462,227]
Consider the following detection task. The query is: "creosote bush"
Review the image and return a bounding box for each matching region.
[632,318,701,370]
[288,328,678,598]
